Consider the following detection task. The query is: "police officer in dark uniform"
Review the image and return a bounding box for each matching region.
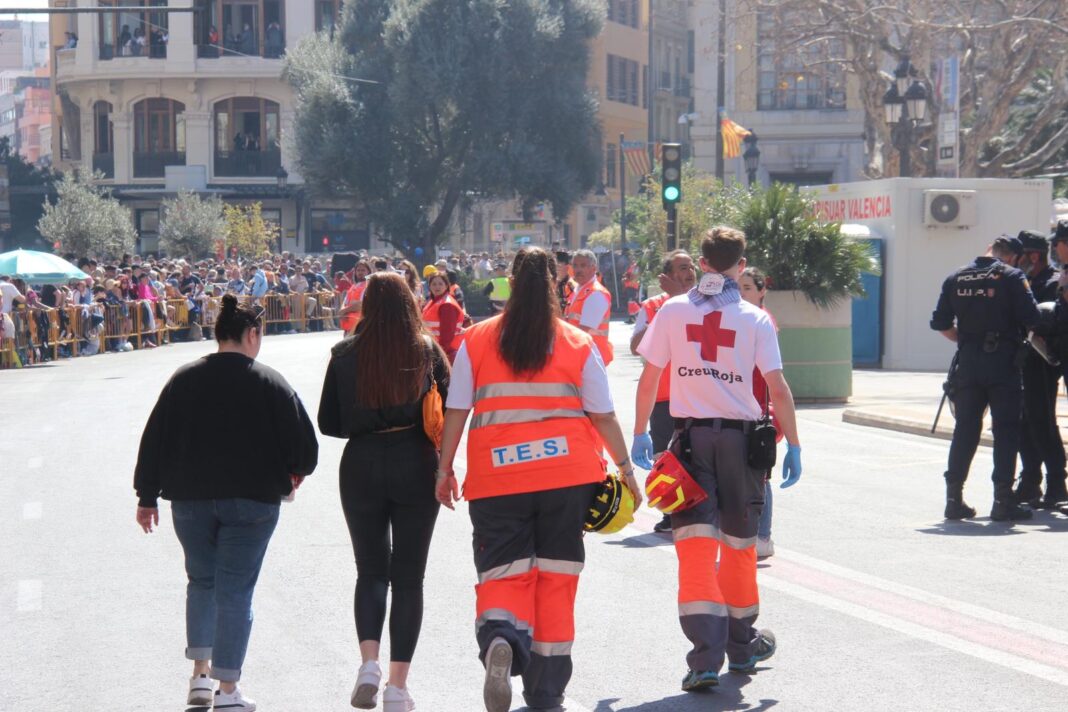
[930,235,1039,521]
[1014,230,1067,508]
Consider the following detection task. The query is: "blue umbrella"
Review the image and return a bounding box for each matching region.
[0,249,90,284]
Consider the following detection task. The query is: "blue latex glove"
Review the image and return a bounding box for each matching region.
[781,444,802,489]
[631,432,655,471]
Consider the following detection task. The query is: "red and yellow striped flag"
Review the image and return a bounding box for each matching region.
[721,118,751,159]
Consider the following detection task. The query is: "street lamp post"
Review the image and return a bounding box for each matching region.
[882,56,928,178]
[743,132,761,187]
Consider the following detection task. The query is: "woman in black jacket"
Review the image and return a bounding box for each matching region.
[319,272,449,712]
[134,294,318,712]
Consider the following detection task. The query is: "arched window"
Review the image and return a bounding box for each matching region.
[92,101,114,178]
[133,98,186,178]
[213,97,281,177]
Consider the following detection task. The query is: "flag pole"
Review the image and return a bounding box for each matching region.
[617,132,626,311]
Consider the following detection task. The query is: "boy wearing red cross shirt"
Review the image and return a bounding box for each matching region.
[631,227,802,692]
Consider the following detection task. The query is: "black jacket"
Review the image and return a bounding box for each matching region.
[134,353,318,507]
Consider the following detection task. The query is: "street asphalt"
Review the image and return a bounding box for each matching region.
[3,322,1068,712]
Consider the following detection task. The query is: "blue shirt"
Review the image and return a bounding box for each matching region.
[250,269,268,298]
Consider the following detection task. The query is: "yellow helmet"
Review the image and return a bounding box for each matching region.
[422,264,438,278]
[584,474,636,535]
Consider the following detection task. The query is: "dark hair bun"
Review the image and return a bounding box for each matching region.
[220,293,238,314]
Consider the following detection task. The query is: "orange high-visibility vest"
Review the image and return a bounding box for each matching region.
[340,281,367,333]
[462,316,606,500]
[642,293,671,403]
[565,279,613,366]
[422,293,464,352]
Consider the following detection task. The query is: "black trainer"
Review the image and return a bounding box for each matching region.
[653,514,672,533]
[1038,487,1068,510]
[944,498,977,520]
[991,499,1033,521]
[729,629,776,674]
[1013,483,1042,508]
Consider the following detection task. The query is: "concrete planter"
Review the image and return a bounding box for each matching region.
[763,290,852,402]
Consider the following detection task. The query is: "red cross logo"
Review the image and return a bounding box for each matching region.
[686,311,736,362]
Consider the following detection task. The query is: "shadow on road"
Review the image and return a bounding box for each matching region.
[603,532,673,549]
[916,519,1026,537]
[586,675,778,711]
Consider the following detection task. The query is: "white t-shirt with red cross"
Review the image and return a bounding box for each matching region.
[637,292,782,420]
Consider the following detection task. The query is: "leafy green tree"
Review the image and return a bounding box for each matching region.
[159,190,227,259]
[223,202,278,259]
[285,0,604,262]
[37,171,136,258]
[0,136,55,250]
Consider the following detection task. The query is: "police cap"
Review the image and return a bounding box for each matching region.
[1051,219,1068,245]
[993,234,1023,256]
[1018,230,1049,252]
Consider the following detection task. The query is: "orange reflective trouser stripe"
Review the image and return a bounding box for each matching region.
[669,425,763,673]
[469,484,596,709]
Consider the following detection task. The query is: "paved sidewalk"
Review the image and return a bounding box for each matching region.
[844,368,1068,446]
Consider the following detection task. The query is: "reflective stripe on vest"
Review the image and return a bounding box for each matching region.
[462,315,605,499]
[565,279,613,365]
[422,294,462,349]
[642,293,671,401]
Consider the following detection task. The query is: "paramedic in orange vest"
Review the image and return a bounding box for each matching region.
[564,249,614,366]
[422,271,464,362]
[435,246,641,712]
[631,227,802,692]
[339,260,371,334]
[629,249,697,533]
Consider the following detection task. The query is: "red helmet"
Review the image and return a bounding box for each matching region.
[645,451,708,514]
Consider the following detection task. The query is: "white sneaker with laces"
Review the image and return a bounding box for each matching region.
[186,674,213,706]
[757,537,775,559]
[351,660,383,709]
[483,637,513,712]
[383,683,416,711]
[213,687,256,711]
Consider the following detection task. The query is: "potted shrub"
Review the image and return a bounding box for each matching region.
[738,183,877,401]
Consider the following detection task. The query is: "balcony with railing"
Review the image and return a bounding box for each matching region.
[134,151,185,178]
[214,149,281,178]
[93,153,115,179]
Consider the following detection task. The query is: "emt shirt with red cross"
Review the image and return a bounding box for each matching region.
[637,291,782,421]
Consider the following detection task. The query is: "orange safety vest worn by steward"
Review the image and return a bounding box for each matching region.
[340,281,367,333]
[422,293,464,352]
[642,293,671,403]
[565,279,614,366]
[462,315,606,500]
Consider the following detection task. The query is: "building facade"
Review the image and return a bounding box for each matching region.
[649,0,692,148]
[0,21,50,72]
[49,0,355,256]
[690,0,866,186]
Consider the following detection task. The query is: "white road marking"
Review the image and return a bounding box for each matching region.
[22,502,42,520]
[27,457,43,469]
[17,580,41,612]
[612,524,1068,687]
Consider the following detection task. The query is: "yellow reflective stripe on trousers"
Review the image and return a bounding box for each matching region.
[535,558,584,576]
[474,382,581,400]
[678,601,729,617]
[587,327,609,337]
[478,556,535,584]
[531,640,574,656]
[470,408,586,430]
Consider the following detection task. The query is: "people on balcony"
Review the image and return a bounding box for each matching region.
[265,22,283,58]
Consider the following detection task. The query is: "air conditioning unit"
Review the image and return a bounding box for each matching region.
[924,190,977,228]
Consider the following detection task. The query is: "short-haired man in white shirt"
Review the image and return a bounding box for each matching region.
[630,226,802,692]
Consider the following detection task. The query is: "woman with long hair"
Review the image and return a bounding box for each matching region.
[738,266,781,559]
[318,272,449,712]
[422,271,464,362]
[436,246,641,712]
[134,295,319,712]
[399,260,425,306]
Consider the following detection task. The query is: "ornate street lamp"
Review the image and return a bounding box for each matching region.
[882,55,928,177]
[743,132,761,187]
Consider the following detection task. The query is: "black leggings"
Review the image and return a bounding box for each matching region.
[339,428,440,663]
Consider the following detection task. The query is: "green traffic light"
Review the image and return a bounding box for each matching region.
[663,185,680,202]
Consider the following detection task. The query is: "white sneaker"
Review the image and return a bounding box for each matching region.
[383,684,416,711]
[351,660,382,709]
[213,687,256,711]
[757,537,775,559]
[483,637,513,712]
[186,674,213,706]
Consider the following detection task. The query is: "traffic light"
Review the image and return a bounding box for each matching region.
[661,143,682,209]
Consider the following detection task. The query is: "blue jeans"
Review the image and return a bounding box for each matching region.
[757,479,772,540]
[171,499,280,682]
